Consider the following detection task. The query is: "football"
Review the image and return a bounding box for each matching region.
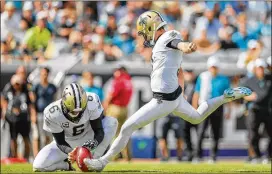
[76,147,92,172]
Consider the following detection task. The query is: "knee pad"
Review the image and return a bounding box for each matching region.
[33,157,50,172]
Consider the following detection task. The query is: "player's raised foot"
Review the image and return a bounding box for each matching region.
[224,87,252,102]
[84,158,107,172]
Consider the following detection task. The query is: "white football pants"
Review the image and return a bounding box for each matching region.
[33,116,118,172]
[101,94,226,161]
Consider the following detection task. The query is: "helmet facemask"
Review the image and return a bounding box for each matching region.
[68,108,83,118]
[138,30,155,48]
[61,83,88,122]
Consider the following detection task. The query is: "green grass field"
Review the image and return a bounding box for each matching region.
[1,161,271,173]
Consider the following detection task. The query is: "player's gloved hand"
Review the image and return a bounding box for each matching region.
[82,139,98,151]
[68,147,78,163]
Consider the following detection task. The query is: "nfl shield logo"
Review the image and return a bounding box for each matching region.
[62,122,69,128]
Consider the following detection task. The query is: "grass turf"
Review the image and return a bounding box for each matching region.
[1,161,271,173]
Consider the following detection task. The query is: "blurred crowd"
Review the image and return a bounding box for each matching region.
[1,1,271,66]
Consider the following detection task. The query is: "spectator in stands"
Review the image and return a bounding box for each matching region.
[193,8,221,54]
[22,11,51,63]
[218,13,237,49]
[104,66,133,161]
[180,1,206,28]
[256,12,271,37]
[193,56,231,163]
[31,67,57,155]
[84,1,98,22]
[1,33,19,63]
[232,23,259,51]
[183,70,197,162]
[237,40,262,69]
[135,36,152,63]
[112,25,136,56]
[1,75,36,160]
[20,2,35,31]
[57,10,76,39]
[105,13,117,38]
[80,71,104,101]
[33,1,44,15]
[161,1,181,23]
[1,2,21,41]
[68,30,83,53]
[218,26,237,50]
[180,27,190,42]
[242,59,272,164]
[221,3,237,26]
[194,7,221,43]
[47,1,63,26]
[104,1,127,22]
[102,41,121,62]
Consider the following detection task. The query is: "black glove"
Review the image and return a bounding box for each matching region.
[82,139,98,151]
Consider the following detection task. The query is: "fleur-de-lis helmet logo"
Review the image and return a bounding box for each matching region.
[139,16,148,27]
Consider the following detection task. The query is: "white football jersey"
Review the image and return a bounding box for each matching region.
[151,30,183,93]
[43,92,103,141]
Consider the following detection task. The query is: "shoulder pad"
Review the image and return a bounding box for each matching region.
[43,100,62,120]
[86,92,102,111]
[162,30,182,44]
[153,30,182,52]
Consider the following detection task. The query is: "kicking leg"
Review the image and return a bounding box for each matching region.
[84,98,178,171]
[173,87,252,124]
[33,141,70,172]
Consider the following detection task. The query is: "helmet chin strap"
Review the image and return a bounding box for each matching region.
[69,112,79,118]
[150,23,156,47]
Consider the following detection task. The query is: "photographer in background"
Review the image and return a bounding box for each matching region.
[1,75,36,161]
[242,59,272,164]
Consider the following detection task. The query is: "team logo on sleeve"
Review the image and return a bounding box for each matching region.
[95,95,102,109]
[62,122,69,128]
[170,31,177,38]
